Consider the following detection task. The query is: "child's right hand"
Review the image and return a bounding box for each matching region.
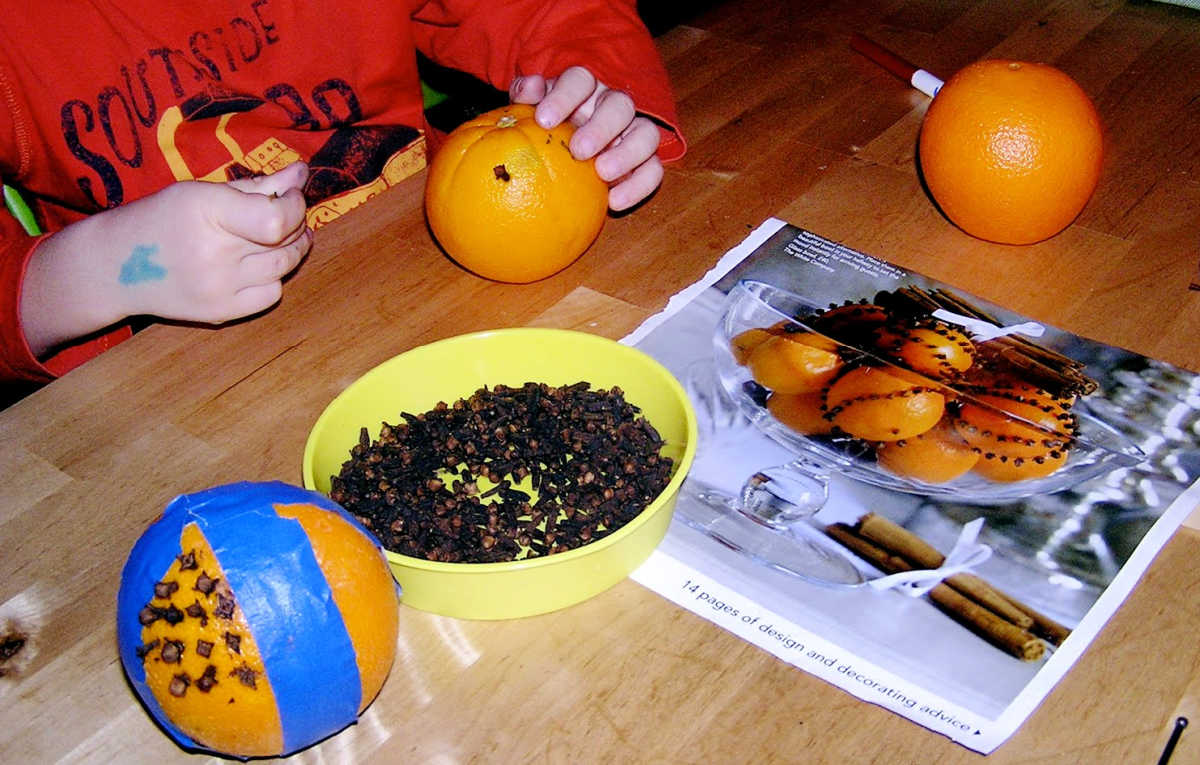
[112,162,313,325]
[20,162,313,358]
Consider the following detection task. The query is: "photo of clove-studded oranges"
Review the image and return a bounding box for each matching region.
[425,104,610,283]
[731,293,1075,485]
[918,60,1103,245]
[712,280,1146,500]
[117,482,399,758]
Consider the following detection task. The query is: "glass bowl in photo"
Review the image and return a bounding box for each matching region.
[709,280,1145,505]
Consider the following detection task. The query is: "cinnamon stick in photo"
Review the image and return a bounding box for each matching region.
[855,513,1035,630]
[856,512,943,566]
[825,523,911,574]
[824,524,1045,661]
[997,594,1072,647]
[928,585,1045,662]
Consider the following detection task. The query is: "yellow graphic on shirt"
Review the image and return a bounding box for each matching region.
[304,139,426,228]
[157,106,303,181]
[156,103,426,229]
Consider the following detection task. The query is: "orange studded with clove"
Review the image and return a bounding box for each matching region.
[954,387,1076,481]
[425,104,609,283]
[873,322,976,380]
[876,420,980,483]
[766,390,833,436]
[118,483,399,759]
[823,366,946,442]
[811,302,892,339]
[730,327,778,365]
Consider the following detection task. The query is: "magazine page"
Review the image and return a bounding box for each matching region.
[624,218,1200,753]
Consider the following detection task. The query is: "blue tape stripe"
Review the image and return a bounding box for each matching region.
[117,482,368,755]
[191,482,361,754]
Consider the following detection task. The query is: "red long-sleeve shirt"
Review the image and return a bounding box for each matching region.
[0,0,683,386]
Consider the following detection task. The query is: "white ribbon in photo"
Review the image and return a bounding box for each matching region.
[867,518,992,597]
[932,308,1045,342]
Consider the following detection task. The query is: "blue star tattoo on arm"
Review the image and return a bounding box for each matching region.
[118,244,167,285]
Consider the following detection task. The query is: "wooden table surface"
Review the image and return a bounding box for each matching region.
[4,1,1199,762]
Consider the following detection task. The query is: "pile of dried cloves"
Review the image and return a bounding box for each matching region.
[330,381,674,563]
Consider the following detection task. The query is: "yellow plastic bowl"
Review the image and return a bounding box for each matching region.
[302,328,697,619]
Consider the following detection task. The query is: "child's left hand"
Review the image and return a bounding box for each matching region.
[509,66,665,212]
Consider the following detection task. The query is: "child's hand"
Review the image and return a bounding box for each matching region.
[112,162,312,324]
[21,162,313,356]
[509,67,664,211]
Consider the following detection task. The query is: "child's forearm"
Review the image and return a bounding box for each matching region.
[20,211,133,358]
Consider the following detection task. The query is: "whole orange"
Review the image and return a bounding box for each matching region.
[425,104,609,283]
[873,323,975,380]
[766,391,832,436]
[918,60,1103,245]
[745,332,843,394]
[875,420,979,484]
[823,366,945,442]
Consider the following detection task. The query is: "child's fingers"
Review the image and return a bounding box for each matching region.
[608,155,663,212]
[226,161,309,195]
[509,74,547,104]
[571,89,637,160]
[216,186,309,246]
[217,231,311,321]
[237,228,313,287]
[534,66,598,128]
[593,117,661,180]
[226,281,285,320]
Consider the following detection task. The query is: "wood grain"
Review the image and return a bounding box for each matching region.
[3,1,1199,762]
